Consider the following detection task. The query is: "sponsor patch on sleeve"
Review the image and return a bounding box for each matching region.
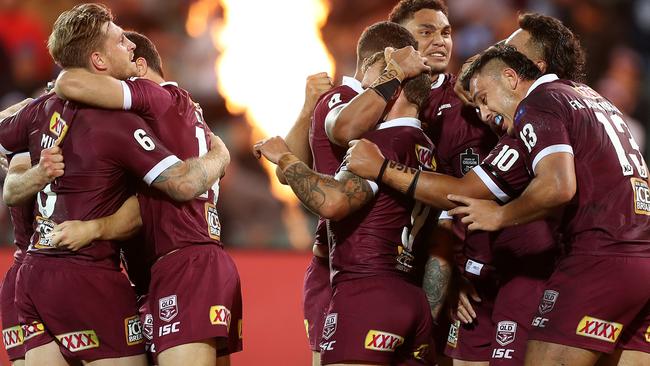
[364,329,404,352]
[575,316,622,343]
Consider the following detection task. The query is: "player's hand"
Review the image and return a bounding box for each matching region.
[253,136,291,164]
[302,72,333,113]
[455,275,481,324]
[344,139,385,180]
[454,55,479,106]
[48,220,99,251]
[0,98,33,118]
[37,146,64,184]
[0,154,8,176]
[447,194,503,231]
[385,46,430,79]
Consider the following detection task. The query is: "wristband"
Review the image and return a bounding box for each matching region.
[376,158,389,182]
[406,170,421,198]
[370,78,400,102]
[278,153,302,172]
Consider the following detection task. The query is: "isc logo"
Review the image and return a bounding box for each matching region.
[492,348,514,359]
[159,322,180,337]
[532,317,549,328]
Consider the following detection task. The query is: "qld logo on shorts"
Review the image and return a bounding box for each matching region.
[2,326,24,349]
[322,313,338,340]
[576,316,622,343]
[538,290,559,315]
[56,330,99,352]
[365,330,404,352]
[159,295,178,322]
[496,321,517,346]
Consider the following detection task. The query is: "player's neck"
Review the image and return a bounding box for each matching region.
[385,96,418,120]
[142,71,165,84]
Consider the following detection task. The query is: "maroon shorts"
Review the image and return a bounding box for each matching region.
[444,275,497,362]
[320,276,435,365]
[1,261,25,361]
[529,255,650,353]
[149,245,242,356]
[490,276,546,365]
[617,301,650,352]
[303,255,331,352]
[15,255,144,360]
[138,295,156,365]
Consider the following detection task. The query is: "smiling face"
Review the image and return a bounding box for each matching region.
[402,9,452,74]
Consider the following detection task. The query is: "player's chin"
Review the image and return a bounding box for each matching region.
[425,58,448,75]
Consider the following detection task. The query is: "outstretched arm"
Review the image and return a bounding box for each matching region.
[54,68,124,109]
[152,134,229,202]
[256,136,375,220]
[3,147,64,206]
[275,72,332,184]
[49,196,142,251]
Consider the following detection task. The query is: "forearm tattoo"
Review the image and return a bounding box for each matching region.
[283,162,374,216]
[388,160,418,175]
[153,160,210,201]
[423,257,451,319]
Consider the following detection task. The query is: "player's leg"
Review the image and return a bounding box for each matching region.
[24,341,72,366]
[524,340,600,366]
[452,361,487,366]
[303,251,332,366]
[2,262,27,365]
[216,354,230,366]
[312,352,322,366]
[83,354,147,366]
[157,340,217,366]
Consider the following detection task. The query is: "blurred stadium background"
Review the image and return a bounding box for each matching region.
[0,0,648,364]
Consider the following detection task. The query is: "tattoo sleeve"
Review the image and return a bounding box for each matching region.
[422,256,452,319]
[152,158,216,201]
[282,161,374,219]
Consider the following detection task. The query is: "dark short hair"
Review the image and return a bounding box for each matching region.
[357,21,418,69]
[48,3,113,68]
[460,45,543,91]
[518,13,586,81]
[388,0,448,24]
[125,31,164,78]
[403,73,432,111]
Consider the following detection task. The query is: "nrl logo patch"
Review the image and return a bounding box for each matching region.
[496,321,517,346]
[538,290,559,315]
[460,148,479,175]
[143,314,153,341]
[322,313,338,341]
[159,295,178,322]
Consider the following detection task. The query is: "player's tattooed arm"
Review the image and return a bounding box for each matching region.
[152,134,229,202]
[49,196,142,251]
[54,68,124,109]
[3,147,64,207]
[279,155,374,221]
[423,256,452,319]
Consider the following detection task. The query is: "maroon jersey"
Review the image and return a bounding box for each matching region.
[310,76,363,247]
[514,75,650,256]
[122,78,221,263]
[6,152,34,263]
[329,118,437,286]
[473,135,558,274]
[420,73,498,268]
[0,93,179,268]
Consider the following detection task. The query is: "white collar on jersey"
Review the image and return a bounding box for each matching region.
[160,81,179,87]
[431,74,445,89]
[526,74,559,97]
[376,117,422,130]
[341,76,364,94]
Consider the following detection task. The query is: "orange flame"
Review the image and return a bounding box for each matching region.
[186,0,335,249]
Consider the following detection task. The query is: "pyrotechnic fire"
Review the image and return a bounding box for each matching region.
[186,0,335,249]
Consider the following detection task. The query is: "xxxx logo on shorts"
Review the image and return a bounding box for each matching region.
[56,330,100,352]
[22,321,45,341]
[322,313,337,340]
[413,344,430,360]
[496,321,517,346]
[2,326,24,349]
[210,305,232,330]
[447,320,459,348]
[124,316,143,346]
[644,325,650,343]
[364,330,404,352]
[538,290,559,315]
[159,295,178,322]
[576,316,623,343]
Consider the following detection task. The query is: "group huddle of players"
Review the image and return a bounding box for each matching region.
[254,0,650,365]
[0,1,649,366]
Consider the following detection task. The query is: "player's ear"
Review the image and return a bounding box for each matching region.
[135,57,148,77]
[90,51,107,72]
[534,59,547,74]
[502,68,518,91]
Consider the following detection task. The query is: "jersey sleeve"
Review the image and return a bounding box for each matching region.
[515,98,574,174]
[100,112,180,185]
[121,78,173,118]
[472,138,532,203]
[0,103,34,154]
[313,87,359,141]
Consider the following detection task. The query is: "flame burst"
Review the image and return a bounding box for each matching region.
[186,0,335,249]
